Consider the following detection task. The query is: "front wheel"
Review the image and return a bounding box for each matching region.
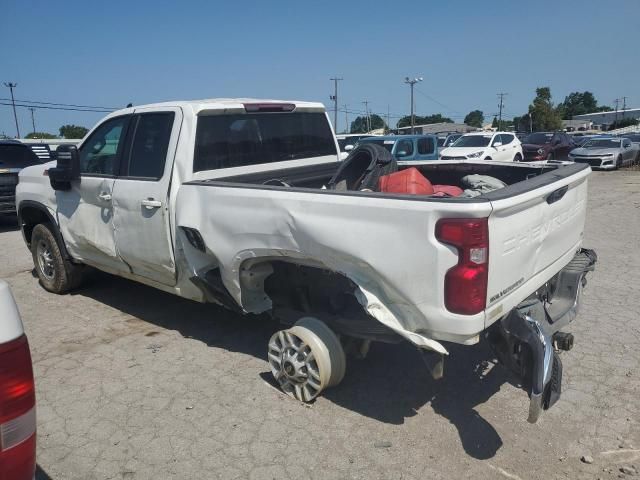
[31,223,85,294]
[268,317,346,402]
[514,153,522,162]
[615,155,622,170]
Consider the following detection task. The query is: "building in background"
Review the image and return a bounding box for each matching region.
[396,122,477,135]
[573,108,640,130]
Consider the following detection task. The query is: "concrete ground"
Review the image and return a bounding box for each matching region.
[1,170,639,480]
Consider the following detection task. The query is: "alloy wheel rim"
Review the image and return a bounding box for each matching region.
[36,241,55,280]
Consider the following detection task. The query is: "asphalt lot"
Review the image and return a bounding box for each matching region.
[1,169,639,480]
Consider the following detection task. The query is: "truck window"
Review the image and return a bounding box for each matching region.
[0,144,40,168]
[124,112,174,179]
[395,139,413,157]
[79,116,129,176]
[193,112,336,172]
[417,137,435,155]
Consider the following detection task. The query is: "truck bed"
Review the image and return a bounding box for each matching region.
[177,161,590,351]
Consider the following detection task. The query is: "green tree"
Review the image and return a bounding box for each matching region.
[59,124,89,139]
[25,132,57,139]
[463,110,484,128]
[397,113,453,128]
[528,87,562,131]
[491,116,498,128]
[557,91,598,119]
[350,114,386,133]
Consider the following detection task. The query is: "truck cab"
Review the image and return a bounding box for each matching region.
[358,135,439,163]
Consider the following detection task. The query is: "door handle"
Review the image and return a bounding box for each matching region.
[141,198,162,209]
[98,192,112,202]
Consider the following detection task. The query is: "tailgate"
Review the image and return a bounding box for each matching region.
[485,164,590,322]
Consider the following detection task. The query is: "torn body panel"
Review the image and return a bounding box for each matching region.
[175,182,492,350]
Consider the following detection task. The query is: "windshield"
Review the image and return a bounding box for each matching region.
[621,134,640,142]
[523,133,553,144]
[0,144,41,168]
[451,135,491,148]
[360,138,395,152]
[193,112,337,172]
[583,139,620,149]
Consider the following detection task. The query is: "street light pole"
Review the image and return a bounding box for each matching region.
[3,82,20,138]
[404,76,423,134]
[329,77,342,133]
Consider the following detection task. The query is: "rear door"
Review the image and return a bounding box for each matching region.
[485,166,590,319]
[111,108,181,286]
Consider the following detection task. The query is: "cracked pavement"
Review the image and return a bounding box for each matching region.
[1,169,639,479]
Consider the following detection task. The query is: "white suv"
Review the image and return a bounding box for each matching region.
[440,131,523,162]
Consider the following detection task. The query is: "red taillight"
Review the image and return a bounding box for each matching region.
[0,335,36,480]
[243,103,296,113]
[436,218,489,315]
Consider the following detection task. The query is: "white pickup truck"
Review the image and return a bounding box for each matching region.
[16,98,596,422]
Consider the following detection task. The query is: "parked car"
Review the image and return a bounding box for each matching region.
[569,136,639,169]
[571,135,595,147]
[17,98,597,422]
[0,140,44,215]
[521,132,576,161]
[440,131,523,162]
[0,280,37,479]
[336,134,372,153]
[440,133,462,148]
[618,133,640,150]
[358,134,439,162]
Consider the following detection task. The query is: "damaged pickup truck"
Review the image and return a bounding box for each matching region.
[16,99,596,422]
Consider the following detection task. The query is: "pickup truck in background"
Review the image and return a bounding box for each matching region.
[358,134,439,163]
[0,140,44,216]
[16,98,596,422]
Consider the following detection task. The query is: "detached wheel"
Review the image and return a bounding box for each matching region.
[268,317,346,402]
[31,223,84,294]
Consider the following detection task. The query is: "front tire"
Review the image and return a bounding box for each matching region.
[615,155,622,170]
[31,223,85,294]
[514,153,522,162]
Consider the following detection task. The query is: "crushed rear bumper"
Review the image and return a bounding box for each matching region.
[488,248,597,423]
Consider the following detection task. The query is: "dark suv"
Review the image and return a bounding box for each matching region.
[0,141,42,215]
[521,132,576,161]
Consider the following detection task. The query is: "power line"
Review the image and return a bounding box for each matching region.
[0,97,120,110]
[0,102,112,113]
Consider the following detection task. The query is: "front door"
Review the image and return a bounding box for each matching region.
[56,115,132,273]
[111,108,181,286]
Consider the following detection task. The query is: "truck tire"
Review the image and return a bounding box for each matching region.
[31,223,85,294]
[268,317,346,402]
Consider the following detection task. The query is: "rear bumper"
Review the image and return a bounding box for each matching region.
[488,248,597,422]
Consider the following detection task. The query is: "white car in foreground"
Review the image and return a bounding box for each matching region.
[0,281,36,479]
[440,131,523,162]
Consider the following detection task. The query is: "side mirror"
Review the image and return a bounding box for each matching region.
[493,142,503,148]
[344,144,354,152]
[49,145,80,191]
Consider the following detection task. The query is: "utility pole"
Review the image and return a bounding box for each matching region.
[3,82,20,138]
[614,98,620,127]
[622,96,627,119]
[329,77,343,133]
[404,76,423,134]
[387,105,390,134]
[343,104,348,134]
[362,100,370,132]
[28,107,36,135]
[497,92,507,128]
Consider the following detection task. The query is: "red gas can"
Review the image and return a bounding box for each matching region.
[378,167,434,195]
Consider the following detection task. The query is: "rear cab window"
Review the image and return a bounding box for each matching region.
[418,137,435,154]
[194,111,337,172]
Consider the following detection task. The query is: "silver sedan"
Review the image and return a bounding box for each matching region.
[568,136,639,170]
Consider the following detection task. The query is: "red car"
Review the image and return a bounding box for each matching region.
[521,132,576,161]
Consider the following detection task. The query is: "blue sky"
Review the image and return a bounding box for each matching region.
[1,0,639,136]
